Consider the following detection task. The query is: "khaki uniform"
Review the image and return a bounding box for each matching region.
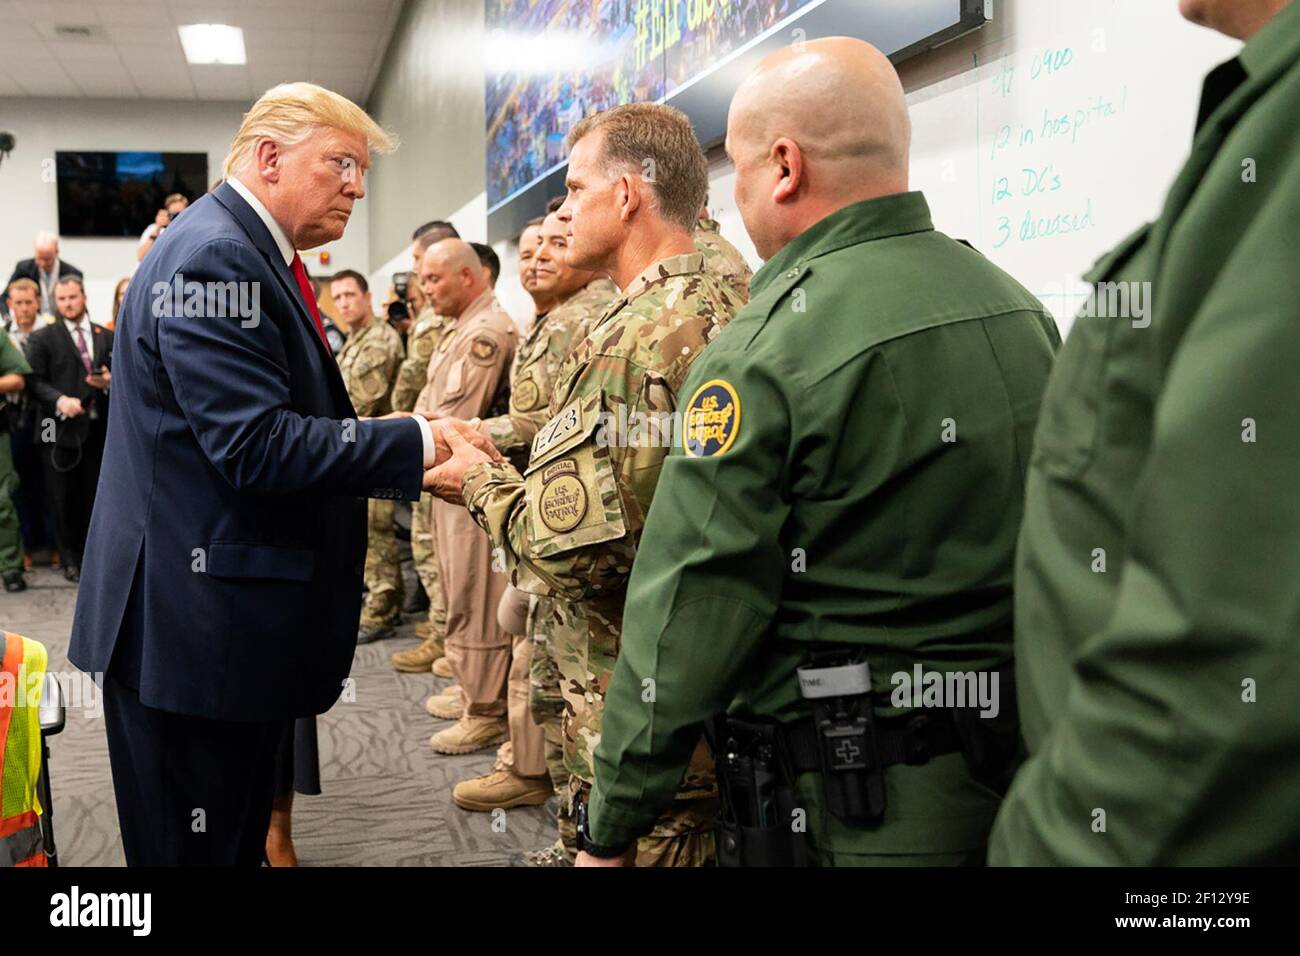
[463,253,745,865]
[415,290,517,716]
[337,318,406,627]
[695,218,753,301]
[393,306,451,645]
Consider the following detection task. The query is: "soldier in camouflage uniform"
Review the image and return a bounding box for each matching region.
[453,211,618,861]
[331,270,406,643]
[389,223,459,673]
[694,213,753,301]
[427,103,747,866]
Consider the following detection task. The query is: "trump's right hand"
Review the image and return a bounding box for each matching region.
[56,395,85,418]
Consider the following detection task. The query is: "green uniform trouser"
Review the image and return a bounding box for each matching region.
[360,497,403,627]
[0,433,20,576]
[410,492,447,642]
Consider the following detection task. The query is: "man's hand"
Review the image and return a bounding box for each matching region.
[86,368,111,391]
[575,849,636,867]
[423,418,500,503]
[55,395,84,418]
[422,416,501,466]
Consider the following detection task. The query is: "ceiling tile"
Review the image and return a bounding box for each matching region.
[98,3,169,28]
[312,30,383,54]
[15,1,101,24]
[45,39,121,61]
[15,68,81,97]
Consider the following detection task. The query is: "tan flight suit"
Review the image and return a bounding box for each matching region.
[414,289,518,717]
[497,584,546,776]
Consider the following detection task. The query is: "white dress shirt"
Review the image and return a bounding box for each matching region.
[227,176,434,467]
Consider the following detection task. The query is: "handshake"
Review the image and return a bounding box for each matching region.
[363,411,503,504]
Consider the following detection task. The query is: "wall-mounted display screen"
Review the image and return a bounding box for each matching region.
[485,0,991,240]
[55,151,209,238]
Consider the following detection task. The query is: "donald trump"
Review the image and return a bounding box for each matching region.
[70,84,440,865]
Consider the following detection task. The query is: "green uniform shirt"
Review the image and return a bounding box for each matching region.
[0,329,31,379]
[990,5,1300,865]
[587,192,1060,859]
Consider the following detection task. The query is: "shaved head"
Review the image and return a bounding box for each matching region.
[726,37,911,259]
[420,238,489,318]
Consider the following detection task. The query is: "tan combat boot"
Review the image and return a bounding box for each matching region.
[391,635,444,673]
[453,763,553,812]
[425,684,465,719]
[431,656,454,679]
[429,715,509,755]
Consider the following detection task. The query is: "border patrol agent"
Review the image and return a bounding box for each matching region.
[0,328,32,592]
[581,39,1060,866]
[990,0,1300,865]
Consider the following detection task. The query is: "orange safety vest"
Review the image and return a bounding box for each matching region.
[0,631,47,867]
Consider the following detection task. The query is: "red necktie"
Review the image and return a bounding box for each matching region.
[289,252,330,351]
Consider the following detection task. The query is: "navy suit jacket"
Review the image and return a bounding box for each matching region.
[69,182,424,721]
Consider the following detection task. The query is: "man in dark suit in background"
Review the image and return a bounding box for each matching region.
[5,232,82,315]
[68,82,451,866]
[24,275,112,583]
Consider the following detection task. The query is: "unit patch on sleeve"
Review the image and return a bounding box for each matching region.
[682,378,741,457]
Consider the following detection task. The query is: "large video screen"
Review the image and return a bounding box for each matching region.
[56,151,209,239]
[485,0,990,240]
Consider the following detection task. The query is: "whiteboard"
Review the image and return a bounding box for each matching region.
[906,0,1238,334]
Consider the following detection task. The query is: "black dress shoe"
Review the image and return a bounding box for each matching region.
[63,565,80,583]
[3,572,26,593]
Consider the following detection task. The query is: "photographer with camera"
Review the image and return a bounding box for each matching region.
[136,192,190,262]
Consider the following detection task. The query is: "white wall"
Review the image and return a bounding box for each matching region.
[0,96,371,325]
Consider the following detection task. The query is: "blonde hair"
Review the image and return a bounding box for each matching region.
[566,103,708,231]
[223,82,398,178]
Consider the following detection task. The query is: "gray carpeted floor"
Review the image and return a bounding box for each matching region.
[3,565,552,866]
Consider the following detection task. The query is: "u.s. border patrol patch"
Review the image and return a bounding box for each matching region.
[683,379,741,457]
[537,459,588,532]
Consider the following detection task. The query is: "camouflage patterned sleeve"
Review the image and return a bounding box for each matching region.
[464,358,667,604]
[348,339,402,418]
[482,303,598,465]
[390,319,435,413]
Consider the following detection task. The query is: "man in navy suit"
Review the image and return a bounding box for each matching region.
[69,83,445,865]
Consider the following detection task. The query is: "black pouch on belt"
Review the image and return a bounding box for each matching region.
[706,717,811,867]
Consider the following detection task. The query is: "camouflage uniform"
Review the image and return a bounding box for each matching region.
[391,305,451,646]
[695,218,753,302]
[482,277,617,861]
[338,317,406,627]
[463,253,746,866]
[482,277,617,472]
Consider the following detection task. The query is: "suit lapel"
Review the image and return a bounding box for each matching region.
[211,183,349,403]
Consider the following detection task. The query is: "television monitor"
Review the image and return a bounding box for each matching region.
[55,151,209,238]
[485,0,991,240]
